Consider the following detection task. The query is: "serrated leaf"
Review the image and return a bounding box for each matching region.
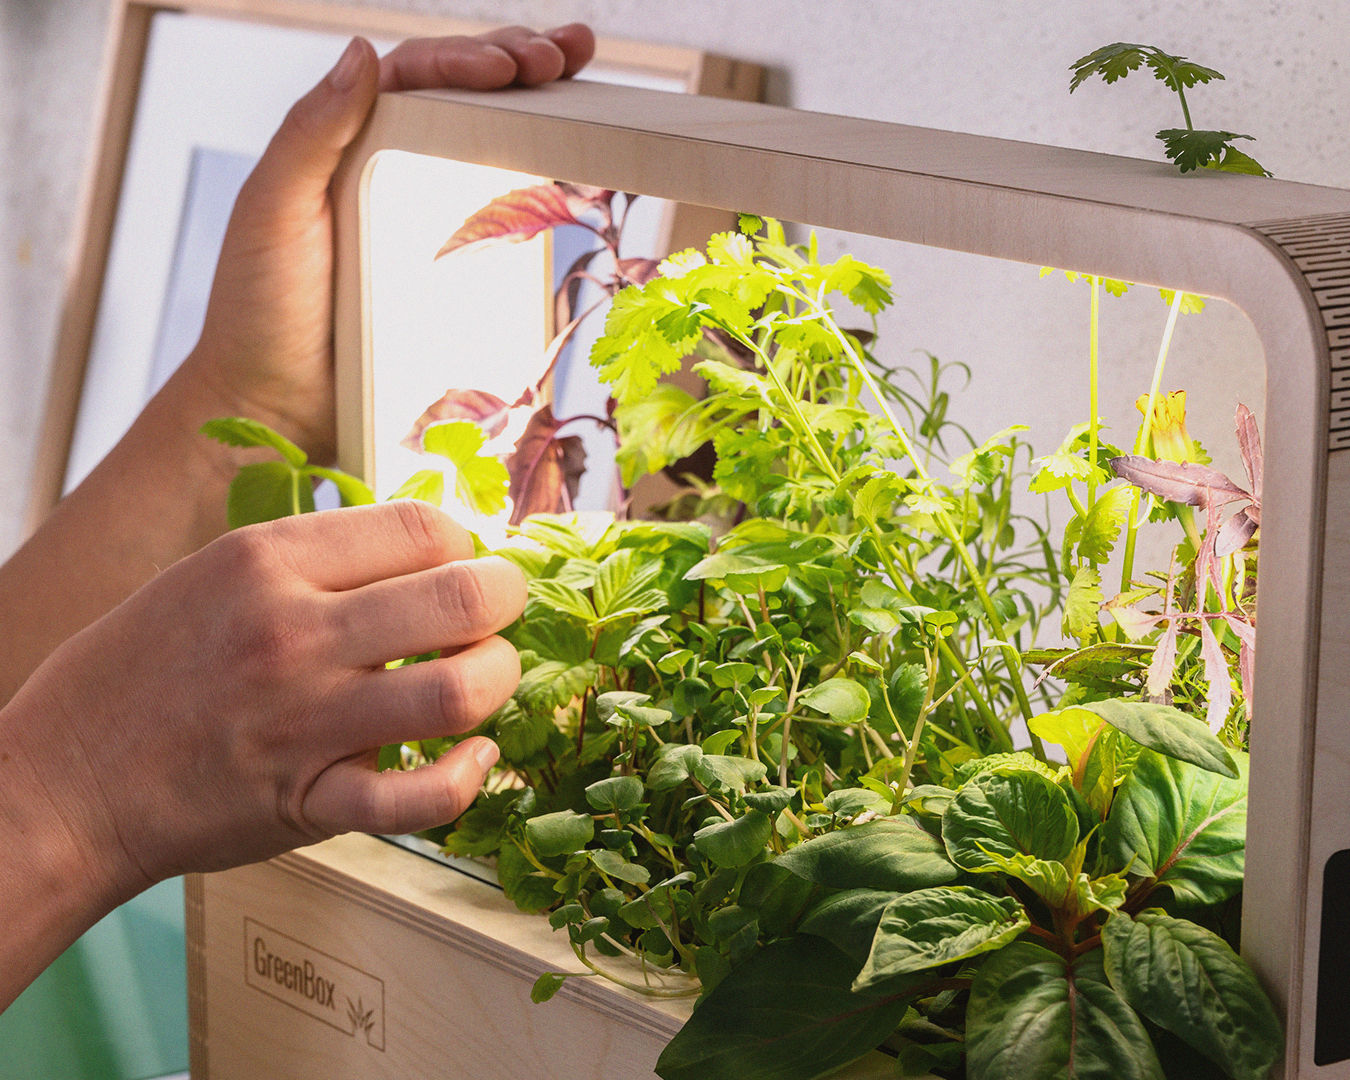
[1078,485,1134,563]
[437,183,581,257]
[201,417,308,467]
[1101,911,1282,1080]
[853,887,1029,988]
[386,469,444,505]
[528,578,598,624]
[967,941,1165,1080]
[1156,129,1257,174]
[1063,564,1103,641]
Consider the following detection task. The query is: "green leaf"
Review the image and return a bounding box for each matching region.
[585,775,645,813]
[1101,912,1282,1080]
[591,848,650,885]
[1077,485,1133,564]
[798,678,871,724]
[1210,144,1271,177]
[694,811,773,868]
[307,465,375,507]
[1063,563,1103,640]
[853,887,1029,989]
[421,419,509,515]
[967,941,1165,1080]
[1101,750,1247,905]
[694,754,767,794]
[655,937,919,1080]
[201,417,308,467]
[528,578,598,624]
[531,972,568,1003]
[497,841,558,912]
[524,810,594,858]
[484,700,553,762]
[387,469,444,505]
[592,548,666,622]
[1156,129,1257,174]
[227,461,314,527]
[943,770,1079,870]
[775,818,958,892]
[648,744,704,791]
[798,889,897,964]
[1072,699,1238,778]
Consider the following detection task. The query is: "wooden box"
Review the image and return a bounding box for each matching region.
[188,80,1350,1078]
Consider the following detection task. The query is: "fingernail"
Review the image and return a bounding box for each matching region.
[472,739,500,771]
[329,37,365,91]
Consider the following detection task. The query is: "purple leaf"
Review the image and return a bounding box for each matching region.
[1214,507,1258,557]
[1146,620,1179,701]
[402,388,510,452]
[437,184,584,258]
[1109,455,1250,508]
[504,405,587,524]
[1235,402,1263,501]
[617,257,661,286]
[1197,616,1231,733]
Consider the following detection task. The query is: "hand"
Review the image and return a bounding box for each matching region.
[182,25,596,463]
[2,500,526,899]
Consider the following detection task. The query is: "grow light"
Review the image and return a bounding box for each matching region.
[327,82,1350,1077]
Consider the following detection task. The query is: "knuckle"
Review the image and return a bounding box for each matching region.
[434,562,491,628]
[390,498,456,563]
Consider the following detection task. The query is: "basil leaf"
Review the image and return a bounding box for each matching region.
[853,886,1028,989]
[775,818,958,892]
[967,941,1164,1079]
[1101,750,1247,905]
[942,770,1079,869]
[656,937,919,1080]
[1073,699,1238,778]
[1101,911,1281,1080]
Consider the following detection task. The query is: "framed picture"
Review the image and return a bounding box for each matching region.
[26,0,763,529]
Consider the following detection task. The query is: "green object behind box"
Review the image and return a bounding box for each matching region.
[0,878,187,1080]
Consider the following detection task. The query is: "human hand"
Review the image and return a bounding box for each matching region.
[3,500,526,900]
[180,24,596,463]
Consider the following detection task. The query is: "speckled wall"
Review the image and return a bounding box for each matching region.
[3,0,1347,559]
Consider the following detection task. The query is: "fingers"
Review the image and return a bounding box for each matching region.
[241,36,380,210]
[545,23,596,78]
[304,737,500,836]
[229,501,475,592]
[378,23,596,92]
[333,636,521,753]
[332,555,527,666]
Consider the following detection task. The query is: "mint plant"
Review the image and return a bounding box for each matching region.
[1070,42,1270,176]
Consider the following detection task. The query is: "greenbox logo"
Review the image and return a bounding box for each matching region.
[244,917,385,1049]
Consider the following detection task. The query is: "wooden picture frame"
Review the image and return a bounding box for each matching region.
[192,80,1350,1078]
[25,0,762,531]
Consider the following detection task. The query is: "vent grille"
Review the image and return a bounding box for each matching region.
[1250,214,1350,450]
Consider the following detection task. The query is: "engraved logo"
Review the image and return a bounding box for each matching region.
[244,918,385,1050]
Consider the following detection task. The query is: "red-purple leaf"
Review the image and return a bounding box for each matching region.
[556,247,604,328]
[558,183,616,218]
[1198,616,1232,733]
[437,184,583,258]
[402,388,510,452]
[1235,403,1263,502]
[504,405,587,524]
[1214,507,1258,557]
[1109,455,1250,508]
[617,257,661,286]
[1147,620,1179,701]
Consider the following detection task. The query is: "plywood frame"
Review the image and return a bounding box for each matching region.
[25,0,762,531]
[325,80,1350,1078]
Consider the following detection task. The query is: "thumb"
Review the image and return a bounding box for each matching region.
[244,37,380,209]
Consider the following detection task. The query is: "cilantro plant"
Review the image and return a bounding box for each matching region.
[1070,42,1271,176]
[205,210,1278,1078]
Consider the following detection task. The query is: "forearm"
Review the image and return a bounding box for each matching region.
[0,352,259,702]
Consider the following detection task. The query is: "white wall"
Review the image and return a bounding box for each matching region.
[3,0,1347,558]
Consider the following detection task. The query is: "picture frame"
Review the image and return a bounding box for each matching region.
[25,0,763,531]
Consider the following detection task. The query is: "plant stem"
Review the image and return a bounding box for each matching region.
[1120,289,1186,591]
[1087,277,1101,512]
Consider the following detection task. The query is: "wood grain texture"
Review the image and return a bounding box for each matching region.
[189,834,907,1079]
